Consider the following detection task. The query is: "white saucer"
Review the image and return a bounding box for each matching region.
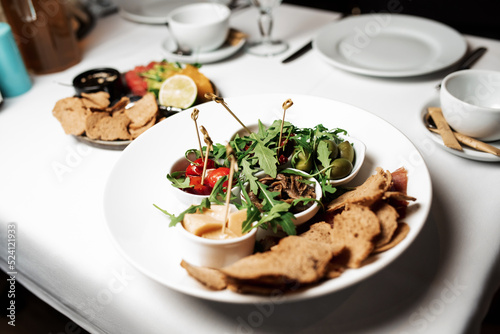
[162,36,246,64]
[420,96,500,162]
[118,0,198,24]
[313,14,467,77]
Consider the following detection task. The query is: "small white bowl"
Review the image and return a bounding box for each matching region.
[169,155,241,207]
[169,155,210,207]
[177,205,257,268]
[242,169,322,227]
[440,69,500,142]
[327,136,366,186]
[168,3,230,53]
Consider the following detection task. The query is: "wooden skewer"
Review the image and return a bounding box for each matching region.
[277,99,293,156]
[428,107,462,151]
[222,144,238,235]
[191,109,204,161]
[199,126,213,185]
[205,93,252,135]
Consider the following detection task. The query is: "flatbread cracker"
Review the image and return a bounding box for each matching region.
[222,235,334,285]
[108,96,130,112]
[332,204,381,268]
[81,92,110,109]
[129,115,156,139]
[52,97,91,136]
[85,112,131,141]
[85,112,109,139]
[101,113,131,141]
[180,260,227,290]
[301,222,344,255]
[373,202,399,247]
[324,262,345,279]
[326,168,392,212]
[125,93,158,128]
[373,222,410,253]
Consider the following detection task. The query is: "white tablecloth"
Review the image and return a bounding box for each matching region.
[1,4,499,333]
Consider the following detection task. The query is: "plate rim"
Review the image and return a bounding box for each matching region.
[313,13,467,77]
[118,0,198,24]
[103,93,433,303]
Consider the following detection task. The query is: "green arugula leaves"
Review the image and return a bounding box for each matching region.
[158,120,347,235]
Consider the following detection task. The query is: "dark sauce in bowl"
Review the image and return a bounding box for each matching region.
[73,68,124,103]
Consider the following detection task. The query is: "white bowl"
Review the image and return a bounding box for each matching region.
[440,69,500,142]
[170,155,241,207]
[242,169,322,227]
[169,155,210,207]
[177,205,257,268]
[290,171,322,225]
[327,136,366,186]
[168,3,230,53]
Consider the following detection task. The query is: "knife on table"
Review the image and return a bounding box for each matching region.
[435,46,488,89]
[282,12,348,64]
[282,40,313,64]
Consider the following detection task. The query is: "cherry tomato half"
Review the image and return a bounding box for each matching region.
[185,158,215,176]
[204,167,231,189]
[185,176,211,195]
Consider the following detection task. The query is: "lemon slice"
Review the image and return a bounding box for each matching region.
[158,74,197,108]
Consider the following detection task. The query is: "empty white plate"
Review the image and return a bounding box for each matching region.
[117,0,198,24]
[313,14,467,77]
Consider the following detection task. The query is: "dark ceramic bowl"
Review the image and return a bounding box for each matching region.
[73,67,124,103]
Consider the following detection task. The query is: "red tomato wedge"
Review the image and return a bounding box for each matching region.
[185,176,211,195]
[185,158,215,176]
[204,167,231,189]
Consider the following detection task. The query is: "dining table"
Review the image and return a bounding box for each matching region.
[1,3,500,334]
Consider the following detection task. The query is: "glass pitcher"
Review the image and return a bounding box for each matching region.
[1,0,81,74]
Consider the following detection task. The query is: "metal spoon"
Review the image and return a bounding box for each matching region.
[423,110,500,156]
[164,23,192,56]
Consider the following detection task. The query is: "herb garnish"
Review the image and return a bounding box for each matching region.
[159,120,349,235]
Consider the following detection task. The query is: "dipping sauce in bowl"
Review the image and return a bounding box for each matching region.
[73,68,124,102]
[178,205,257,268]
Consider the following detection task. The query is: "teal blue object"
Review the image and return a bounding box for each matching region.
[0,22,32,97]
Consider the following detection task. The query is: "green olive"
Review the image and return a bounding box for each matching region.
[321,139,339,159]
[328,158,353,179]
[291,149,313,172]
[338,141,354,163]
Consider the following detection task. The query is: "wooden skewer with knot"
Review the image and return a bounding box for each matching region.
[205,93,252,135]
[223,143,238,233]
[278,99,293,156]
[199,126,213,184]
[191,109,204,160]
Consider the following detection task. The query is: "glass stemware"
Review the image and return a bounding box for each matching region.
[246,0,288,56]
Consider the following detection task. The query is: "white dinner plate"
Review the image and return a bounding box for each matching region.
[162,35,246,64]
[313,14,467,77]
[420,95,500,162]
[118,0,198,24]
[104,94,432,303]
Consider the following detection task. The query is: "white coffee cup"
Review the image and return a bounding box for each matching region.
[440,69,500,142]
[168,3,230,53]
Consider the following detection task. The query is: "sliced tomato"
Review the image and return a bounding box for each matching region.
[124,70,147,95]
[204,167,231,189]
[185,158,215,176]
[185,176,211,195]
